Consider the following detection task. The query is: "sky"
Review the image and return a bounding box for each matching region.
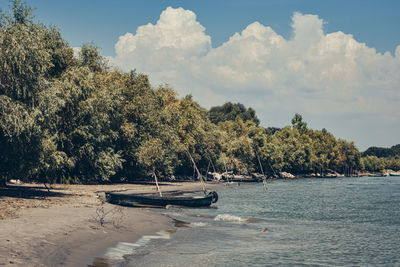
[1,0,400,151]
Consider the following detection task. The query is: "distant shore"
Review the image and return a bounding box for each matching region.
[0,182,221,266]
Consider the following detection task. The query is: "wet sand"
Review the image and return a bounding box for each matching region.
[0,182,220,266]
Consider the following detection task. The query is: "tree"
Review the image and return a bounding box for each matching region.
[309,128,336,176]
[79,43,107,73]
[0,0,73,185]
[362,144,400,158]
[291,113,308,134]
[208,102,260,125]
[335,139,361,176]
[360,156,384,172]
[115,72,180,179]
[54,62,125,183]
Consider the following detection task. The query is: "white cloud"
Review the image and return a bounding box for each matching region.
[113,7,210,74]
[111,7,400,150]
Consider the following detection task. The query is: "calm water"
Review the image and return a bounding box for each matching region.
[104,176,400,266]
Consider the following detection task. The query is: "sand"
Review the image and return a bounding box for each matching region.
[0,182,220,266]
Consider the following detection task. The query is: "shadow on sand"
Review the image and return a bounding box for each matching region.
[0,184,67,199]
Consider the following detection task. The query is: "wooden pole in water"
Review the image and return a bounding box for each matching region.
[186,149,206,193]
[254,147,268,191]
[222,158,231,183]
[268,158,278,177]
[152,167,162,197]
[206,161,210,181]
[205,150,216,173]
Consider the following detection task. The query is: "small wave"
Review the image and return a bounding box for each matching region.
[192,213,215,219]
[191,222,208,227]
[214,214,265,223]
[214,214,245,223]
[103,230,171,261]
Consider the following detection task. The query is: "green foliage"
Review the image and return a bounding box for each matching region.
[0,95,40,183]
[362,144,400,158]
[291,113,308,134]
[360,155,400,172]
[265,127,281,135]
[360,156,385,172]
[10,0,33,25]
[216,118,268,175]
[54,65,125,183]
[78,43,107,73]
[0,1,70,185]
[266,126,312,174]
[262,118,361,176]
[208,102,260,125]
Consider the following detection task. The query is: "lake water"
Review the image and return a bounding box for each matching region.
[103,176,400,266]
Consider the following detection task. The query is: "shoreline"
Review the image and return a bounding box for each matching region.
[0,182,221,266]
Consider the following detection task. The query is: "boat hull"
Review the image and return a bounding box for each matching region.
[229,178,262,183]
[105,192,216,208]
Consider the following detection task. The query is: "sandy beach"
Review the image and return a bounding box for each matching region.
[0,181,220,266]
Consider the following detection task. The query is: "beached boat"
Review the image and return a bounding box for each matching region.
[389,173,400,176]
[105,191,218,208]
[230,177,262,183]
[106,149,219,208]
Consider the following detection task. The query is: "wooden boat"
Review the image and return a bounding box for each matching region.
[229,177,262,183]
[106,150,219,208]
[106,191,218,208]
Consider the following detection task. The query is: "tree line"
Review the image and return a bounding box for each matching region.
[0,1,398,186]
[360,145,400,172]
[362,145,400,158]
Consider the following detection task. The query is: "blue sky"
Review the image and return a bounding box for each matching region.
[2,0,399,57]
[1,0,400,150]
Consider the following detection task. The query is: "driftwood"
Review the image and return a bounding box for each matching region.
[208,172,267,182]
[222,171,233,180]
[251,173,266,179]
[8,179,22,185]
[280,171,295,179]
[208,172,223,180]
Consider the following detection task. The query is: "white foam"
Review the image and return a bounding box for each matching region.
[214,214,245,223]
[103,230,171,260]
[191,222,208,227]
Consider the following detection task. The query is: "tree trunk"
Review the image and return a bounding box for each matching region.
[152,168,162,197]
[43,183,51,193]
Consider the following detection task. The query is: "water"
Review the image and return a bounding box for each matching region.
[105,177,400,266]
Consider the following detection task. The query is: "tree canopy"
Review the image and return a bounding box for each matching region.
[362,144,400,158]
[208,102,260,125]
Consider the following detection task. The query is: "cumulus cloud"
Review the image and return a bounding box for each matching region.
[111,7,400,149]
[114,7,210,74]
